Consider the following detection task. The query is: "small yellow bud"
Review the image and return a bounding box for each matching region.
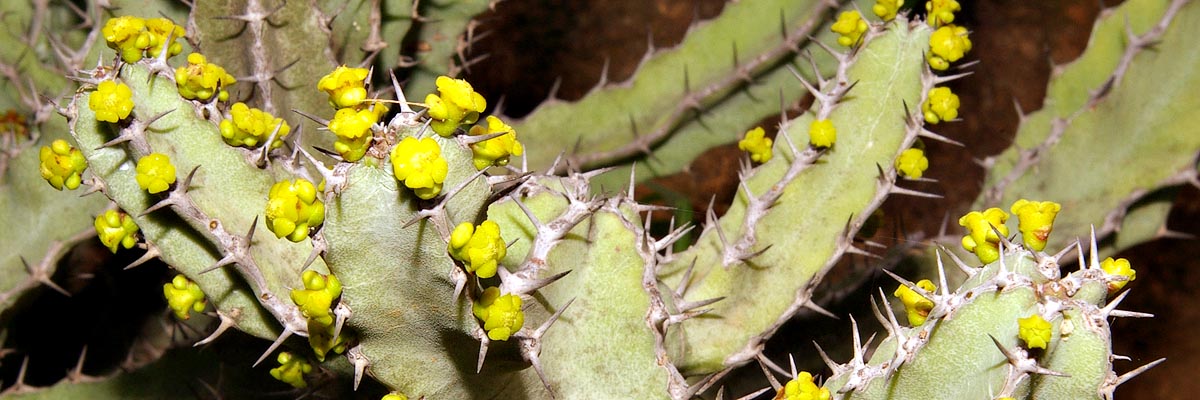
[922,87,960,124]
[895,148,929,179]
[831,11,869,47]
[473,287,524,341]
[893,279,936,326]
[390,137,449,200]
[1010,199,1061,251]
[94,210,139,253]
[468,116,524,170]
[448,220,507,279]
[776,371,831,400]
[1100,257,1136,293]
[135,153,176,194]
[89,80,134,123]
[269,352,311,389]
[39,140,88,190]
[958,208,1009,264]
[808,119,836,148]
[163,274,206,320]
[317,66,370,109]
[738,127,773,164]
[1017,314,1052,350]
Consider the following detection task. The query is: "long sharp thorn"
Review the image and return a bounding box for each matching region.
[124,245,160,270]
[935,250,950,296]
[529,352,555,398]
[850,315,864,363]
[1052,240,1079,263]
[890,185,944,198]
[194,311,236,346]
[756,354,783,390]
[803,300,837,319]
[737,387,772,400]
[253,328,294,367]
[476,336,490,373]
[535,298,575,337]
[198,254,235,274]
[1114,358,1166,387]
[1089,225,1100,270]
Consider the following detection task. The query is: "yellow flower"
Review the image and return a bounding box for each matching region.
[327,107,381,162]
[777,371,832,400]
[142,17,185,59]
[175,53,236,102]
[449,220,507,278]
[39,139,88,190]
[1017,314,1052,350]
[809,119,836,148]
[737,126,773,164]
[928,25,972,71]
[317,66,370,109]
[102,16,149,63]
[269,352,311,389]
[926,0,961,28]
[922,87,960,124]
[94,210,139,253]
[472,287,524,341]
[893,279,936,326]
[265,179,325,242]
[895,148,929,179]
[468,116,524,170]
[873,0,902,21]
[390,137,449,200]
[382,393,409,400]
[425,76,486,137]
[163,274,206,320]
[1100,257,1136,293]
[958,208,1010,264]
[220,102,291,149]
[1010,199,1061,251]
[831,11,869,47]
[290,270,342,326]
[89,80,134,123]
[135,153,176,194]
[306,318,349,362]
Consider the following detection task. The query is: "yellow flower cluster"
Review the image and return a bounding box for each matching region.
[89,80,135,123]
[163,274,206,320]
[873,0,902,21]
[928,25,972,71]
[808,119,836,148]
[390,137,449,200]
[926,0,961,28]
[738,127,773,164]
[269,351,311,389]
[468,116,525,170]
[318,66,388,162]
[1017,314,1052,350]
[894,279,936,326]
[958,207,1009,264]
[449,220,507,279]
[426,76,486,136]
[220,102,291,149]
[777,371,831,400]
[895,148,929,179]
[289,270,348,362]
[265,179,325,242]
[135,153,176,194]
[175,53,236,102]
[831,11,869,47]
[473,287,524,341]
[94,210,139,253]
[1100,257,1136,293]
[102,16,185,63]
[1010,199,1061,251]
[39,139,88,190]
[922,87,960,124]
